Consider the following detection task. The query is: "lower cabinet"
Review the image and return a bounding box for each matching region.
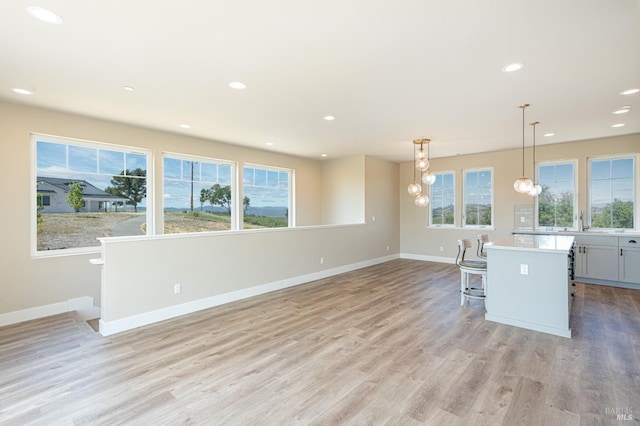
[619,238,640,283]
[574,236,618,281]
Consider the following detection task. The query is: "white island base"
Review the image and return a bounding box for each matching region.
[485,235,575,338]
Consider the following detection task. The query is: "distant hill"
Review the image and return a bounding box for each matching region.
[165,205,287,218]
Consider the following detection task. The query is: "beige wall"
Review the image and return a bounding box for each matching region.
[0,100,400,320]
[365,156,400,258]
[400,133,640,260]
[320,156,365,224]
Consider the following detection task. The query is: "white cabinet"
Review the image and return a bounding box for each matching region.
[574,236,618,281]
[619,238,640,284]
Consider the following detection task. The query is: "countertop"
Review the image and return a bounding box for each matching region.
[488,235,575,253]
[513,229,640,238]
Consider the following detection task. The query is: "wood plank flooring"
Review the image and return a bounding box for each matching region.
[1,259,639,425]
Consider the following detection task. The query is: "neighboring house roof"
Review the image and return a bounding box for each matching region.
[36,176,128,201]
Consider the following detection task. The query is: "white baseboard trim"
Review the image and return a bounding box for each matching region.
[99,254,400,336]
[400,253,455,264]
[485,313,571,338]
[0,296,100,327]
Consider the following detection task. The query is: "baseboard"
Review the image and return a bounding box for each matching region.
[99,254,400,337]
[401,253,455,264]
[0,296,100,327]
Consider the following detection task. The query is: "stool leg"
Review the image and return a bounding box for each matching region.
[460,270,465,306]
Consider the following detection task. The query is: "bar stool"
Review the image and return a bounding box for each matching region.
[456,239,487,306]
[477,234,489,258]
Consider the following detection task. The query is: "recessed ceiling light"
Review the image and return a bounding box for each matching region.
[228,81,247,90]
[179,124,191,129]
[123,86,134,92]
[12,88,33,95]
[27,6,63,24]
[265,142,275,146]
[502,63,524,72]
[321,154,328,157]
[323,115,335,121]
[620,88,639,96]
[612,108,630,115]
[543,133,555,137]
[611,123,625,128]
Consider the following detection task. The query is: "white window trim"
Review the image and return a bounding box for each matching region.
[241,162,294,228]
[534,159,578,231]
[462,167,494,229]
[428,170,456,228]
[162,152,237,232]
[587,153,638,231]
[31,133,153,257]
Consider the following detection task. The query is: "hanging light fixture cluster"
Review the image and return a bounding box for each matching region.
[407,138,436,207]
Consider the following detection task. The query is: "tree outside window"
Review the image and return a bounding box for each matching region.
[589,157,635,230]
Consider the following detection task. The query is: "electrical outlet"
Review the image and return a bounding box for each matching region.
[520,264,528,275]
[320,257,324,265]
[386,245,390,251]
[439,246,444,252]
[174,283,181,294]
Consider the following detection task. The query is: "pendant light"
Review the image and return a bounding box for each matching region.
[513,104,533,194]
[407,138,433,207]
[527,121,542,196]
[421,139,436,185]
[407,139,422,196]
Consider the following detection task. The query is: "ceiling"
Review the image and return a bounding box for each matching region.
[1,1,639,162]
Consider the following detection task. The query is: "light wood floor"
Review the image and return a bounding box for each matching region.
[1,259,639,425]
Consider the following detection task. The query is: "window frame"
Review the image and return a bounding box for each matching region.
[428,170,456,227]
[241,163,294,229]
[162,152,236,234]
[587,154,637,231]
[462,167,494,229]
[535,159,578,231]
[31,133,153,257]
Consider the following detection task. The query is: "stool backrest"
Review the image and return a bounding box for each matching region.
[477,234,489,258]
[456,239,472,266]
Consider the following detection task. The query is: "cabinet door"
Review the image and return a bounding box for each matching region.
[583,245,619,281]
[619,248,640,284]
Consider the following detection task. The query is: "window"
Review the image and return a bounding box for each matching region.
[34,134,150,253]
[163,154,234,234]
[537,161,576,229]
[589,156,635,230]
[429,172,455,226]
[243,165,291,228]
[463,168,493,227]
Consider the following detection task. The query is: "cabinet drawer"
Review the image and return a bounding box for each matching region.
[574,235,618,246]
[619,238,640,248]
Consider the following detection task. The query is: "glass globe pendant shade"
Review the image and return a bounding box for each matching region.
[407,182,422,196]
[527,183,542,196]
[422,170,436,185]
[415,158,430,171]
[513,177,533,194]
[416,149,426,160]
[415,193,429,207]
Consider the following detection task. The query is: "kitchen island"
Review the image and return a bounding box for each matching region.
[485,234,575,338]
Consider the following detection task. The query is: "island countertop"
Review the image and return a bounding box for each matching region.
[488,234,575,253]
